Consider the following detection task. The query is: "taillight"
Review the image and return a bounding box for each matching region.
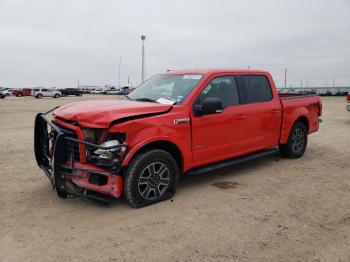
[347,92,350,102]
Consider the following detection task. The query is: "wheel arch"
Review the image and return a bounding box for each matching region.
[280,114,310,144]
[295,115,309,132]
[122,140,184,173]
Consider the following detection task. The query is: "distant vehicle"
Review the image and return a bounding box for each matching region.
[106,87,129,95]
[325,90,332,96]
[12,88,32,97]
[91,88,106,94]
[340,89,349,96]
[106,90,117,95]
[0,89,12,97]
[60,88,83,97]
[317,89,328,96]
[106,87,117,95]
[347,92,350,112]
[0,90,6,99]
[31,88,62,98]
[116,86,130,95]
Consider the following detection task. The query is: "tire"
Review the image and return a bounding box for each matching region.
[36,94,43,99]
[279,121,308,158]
[54,93,60,98]
[17,93,22,97]
[124,149,179,208]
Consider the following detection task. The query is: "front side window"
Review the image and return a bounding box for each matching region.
[128,74,203,105]
[195,76,239,107]
[240,75,272,104]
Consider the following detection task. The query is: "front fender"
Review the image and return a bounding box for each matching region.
[121,136,185,167]
[108,111,192,172]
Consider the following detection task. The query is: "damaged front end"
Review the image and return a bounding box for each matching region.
[34,108,127,203]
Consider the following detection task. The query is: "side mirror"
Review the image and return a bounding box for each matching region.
[196,97,223,115]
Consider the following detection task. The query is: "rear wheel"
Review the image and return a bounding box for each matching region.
[124,149,179,208]
[17,93,22,97]
[36,94,43,99]
[54,93,60,98]
[279,121,308,158]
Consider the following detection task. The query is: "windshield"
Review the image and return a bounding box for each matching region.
[128,74,203,105]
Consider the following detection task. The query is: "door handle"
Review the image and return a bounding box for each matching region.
[236,114,246,120]
[272,109,280,115]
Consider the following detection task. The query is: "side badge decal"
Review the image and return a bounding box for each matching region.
[174,118,190,125]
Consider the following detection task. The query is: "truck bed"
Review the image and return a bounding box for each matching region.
[278,93,322,144]
[278,93,319,99]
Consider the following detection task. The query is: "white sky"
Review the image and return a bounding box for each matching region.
[0,0,349,88]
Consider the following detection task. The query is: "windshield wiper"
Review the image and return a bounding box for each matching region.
[134,98,158,103]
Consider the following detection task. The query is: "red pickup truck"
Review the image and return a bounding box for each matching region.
[34,69,322,207]
[12,88,32,97]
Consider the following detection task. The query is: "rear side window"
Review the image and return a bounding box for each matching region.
[240,75,272,104]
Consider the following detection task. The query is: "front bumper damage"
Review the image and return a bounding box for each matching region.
[34,109,127,202]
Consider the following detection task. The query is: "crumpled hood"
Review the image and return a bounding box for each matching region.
[53,99,172,128]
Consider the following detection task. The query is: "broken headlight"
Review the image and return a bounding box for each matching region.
[94,140,120,159]
[86,133,127,169]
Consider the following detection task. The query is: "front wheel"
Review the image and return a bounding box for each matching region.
[124,149,179,208]
[279,121,308,158]
[54,93,60,98]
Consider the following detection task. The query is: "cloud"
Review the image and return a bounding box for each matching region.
[0,0,349,88]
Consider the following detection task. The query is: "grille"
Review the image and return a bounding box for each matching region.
[55,124,80,162]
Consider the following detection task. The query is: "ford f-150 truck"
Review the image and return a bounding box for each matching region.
[34,69,322,207]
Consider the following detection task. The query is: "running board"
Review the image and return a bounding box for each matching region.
[187,148,279,175]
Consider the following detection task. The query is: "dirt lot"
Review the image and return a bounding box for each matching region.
[0,95,349,262]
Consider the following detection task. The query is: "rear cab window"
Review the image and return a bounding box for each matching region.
[238,75,273,104]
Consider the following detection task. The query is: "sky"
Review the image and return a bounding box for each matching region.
[0,0,349,88]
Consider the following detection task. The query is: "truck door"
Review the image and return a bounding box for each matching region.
[191,75,246,166]
[235,75,282,151]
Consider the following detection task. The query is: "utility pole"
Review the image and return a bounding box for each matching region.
[128,76,130,86]
[284,68,287,88]
[332,77,335,88]
[77,80,80,88]
[118,56,122,88]
[141,35,146,83]
[301,80,303,88]
[306,80,309,88]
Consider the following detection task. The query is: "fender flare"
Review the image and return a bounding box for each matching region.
[280,111,310,144]
[121,136,186,169]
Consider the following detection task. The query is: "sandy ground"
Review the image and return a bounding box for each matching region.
[0,95,349,262]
